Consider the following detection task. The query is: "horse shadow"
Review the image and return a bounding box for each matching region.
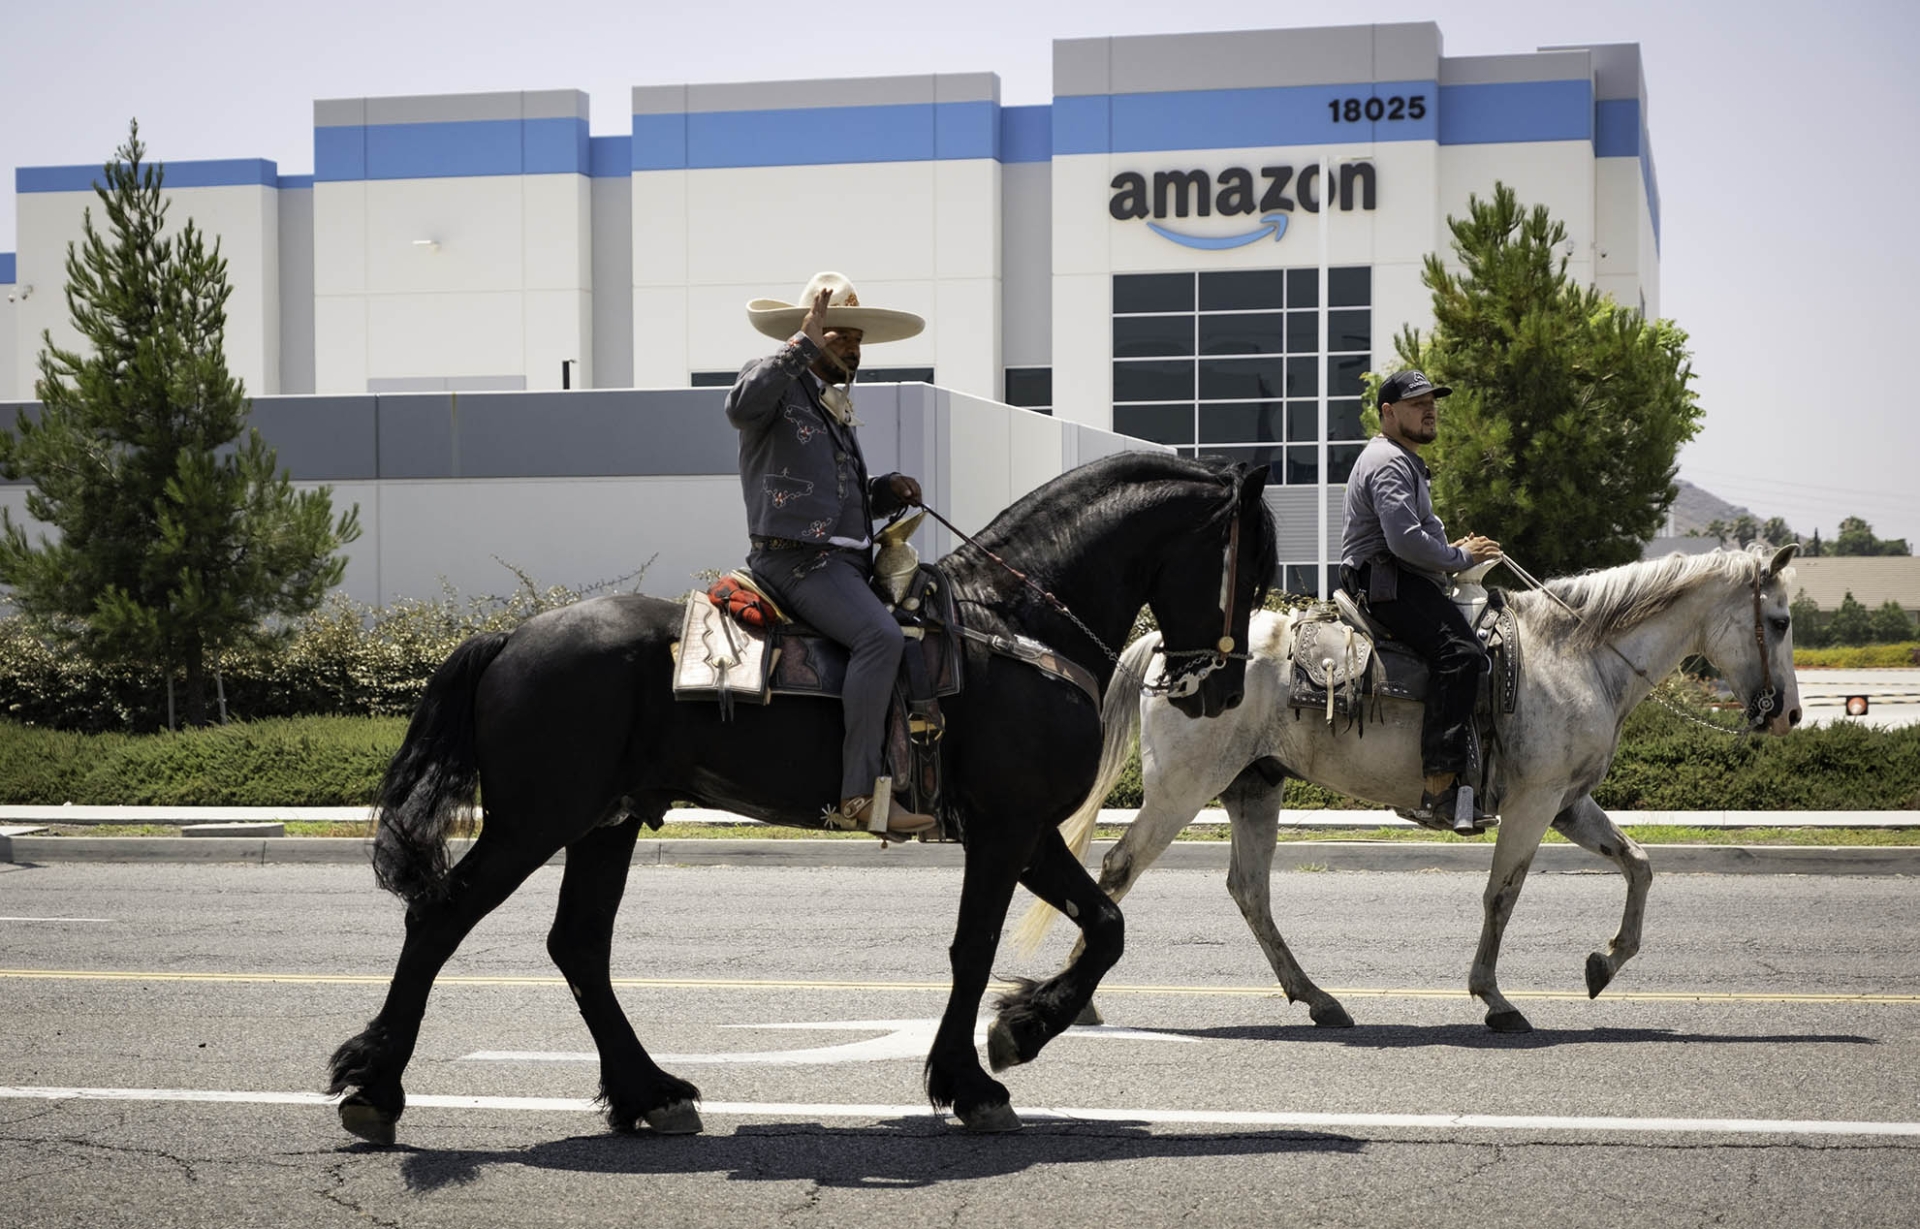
[370,1117,1367,1192]
[1155,1022,1880,1050]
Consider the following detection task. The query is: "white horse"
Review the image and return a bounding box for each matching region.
[1018,544,1802,1033]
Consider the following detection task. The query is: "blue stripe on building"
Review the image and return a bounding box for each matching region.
[1000,105,1051,164]
[1436,80,1591,145]
[276,174,315,190]
[317,117,589,182]
[19,158,280,193]
[590,135,632,178]
[0,253,14,284]
[633,100,999,170]
[1054,82,1440,154]
[1594,98,1640,157]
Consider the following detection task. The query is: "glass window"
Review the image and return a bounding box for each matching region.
[690,371,736,387]
[1285,400,1318,443]
[1114,360,1195,402]
[1199,356,1287,401]
[1286,445,1320,484]
[1285,565,1319,596]
[1199,312,1284,356]
[1114,273,1194,314]
[1199,269,1286,312]
[862,366,935,383]
[1004,367,1051,409]
[1327,399,1365,441]
[1329,266,1371,307]
[1199,401,1285,444]
[1113,315,1194,358]
[1328,442,1367,483]
[1327,309,1371,353]
[1286,355,1318,397]
[1114,403,1195,445]
[1286,268,1318,309]
[1327,353,1368,397]
[1287,310,1322,354]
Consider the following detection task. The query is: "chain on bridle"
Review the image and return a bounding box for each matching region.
[923,470,1256,699]
[1502,553,1785,735]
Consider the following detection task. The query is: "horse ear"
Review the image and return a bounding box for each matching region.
[1767,542,1800,578]
[1240,463,1270,498]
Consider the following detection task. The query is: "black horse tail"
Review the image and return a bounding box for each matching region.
[371,631,512,904]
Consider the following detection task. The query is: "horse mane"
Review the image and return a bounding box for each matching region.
[1508,544,1788,651]
[955,450,1278,603]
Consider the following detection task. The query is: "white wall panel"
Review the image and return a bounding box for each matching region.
[312,181,366,296]
[313,295,368,392]
[942,391,1013,534]
[682,163,938,286]
[1049,273,1111,428]
[522,174,590,292]
[364,177,523,295]
[1439,141,1595,265]
[1050,155,1112,276]
[631,169,688,287]
[1000,162,1052,368]
[934,159,1000,279]
[0,293,19,402]
[631,286,690,387]
[589,175,633,387]
[367,292,522,379]
[523,290,590,390]
[932,277,998,399]
[1005,401,1064,500]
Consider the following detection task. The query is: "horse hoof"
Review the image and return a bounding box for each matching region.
[1074,1001,1104,1027]
[1585,952,1614,999]
[1485,1009,1533,1034]
[643,1100,704,1135]
[987,1019,1024,1073]
[1309,999,1355,1029]
[338,1097,397,1146]
[959,1101,1023,1133]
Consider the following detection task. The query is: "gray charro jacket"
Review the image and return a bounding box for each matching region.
[1340,434,1472,601]
[724,335,906,546]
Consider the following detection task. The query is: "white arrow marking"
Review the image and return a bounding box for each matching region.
[463,1018,1196,1066]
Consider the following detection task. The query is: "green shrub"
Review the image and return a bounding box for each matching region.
[1795,642,1920,669]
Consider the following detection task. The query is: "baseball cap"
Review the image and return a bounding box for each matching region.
[1379,370,1452,405]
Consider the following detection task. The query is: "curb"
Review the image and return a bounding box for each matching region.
[1,835,1914,876]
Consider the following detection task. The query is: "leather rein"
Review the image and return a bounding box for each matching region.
[919,474,1252,700]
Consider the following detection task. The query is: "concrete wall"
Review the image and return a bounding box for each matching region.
[0,383,1158,607]
[0,254,16,402]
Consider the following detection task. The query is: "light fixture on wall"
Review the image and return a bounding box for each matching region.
[412,238,441,253]
[4,284,31,303]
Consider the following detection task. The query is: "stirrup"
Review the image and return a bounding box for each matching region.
[1418,785,1498,835]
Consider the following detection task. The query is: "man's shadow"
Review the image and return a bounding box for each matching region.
[376,1117,1366,1192]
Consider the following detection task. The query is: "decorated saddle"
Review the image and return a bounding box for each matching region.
[1285,594,1521,723]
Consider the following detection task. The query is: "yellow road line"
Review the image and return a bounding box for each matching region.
[3,968,1918,1005]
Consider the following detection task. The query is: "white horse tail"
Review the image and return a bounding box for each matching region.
[1011,630,1160,956]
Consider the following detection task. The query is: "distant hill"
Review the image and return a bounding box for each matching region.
[1667,479,1755,537]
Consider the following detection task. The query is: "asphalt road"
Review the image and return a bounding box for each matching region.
[3,859,1918,1228]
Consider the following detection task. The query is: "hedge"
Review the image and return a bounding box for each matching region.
[1795,642,1920,669]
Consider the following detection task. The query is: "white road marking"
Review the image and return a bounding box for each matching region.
[464,1018,1195,1066]
[0,917,115,923]
[2,1086,1917,1138]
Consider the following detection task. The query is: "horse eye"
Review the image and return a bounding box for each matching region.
[1770,616,1791,635]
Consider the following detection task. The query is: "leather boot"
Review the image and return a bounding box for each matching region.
[834,794,937,838]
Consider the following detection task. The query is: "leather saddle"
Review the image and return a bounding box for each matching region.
[1286,588,1522,724]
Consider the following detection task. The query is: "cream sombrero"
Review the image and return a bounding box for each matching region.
[746,272,925,345]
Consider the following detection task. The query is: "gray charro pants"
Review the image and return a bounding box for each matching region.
[748,546,904,800]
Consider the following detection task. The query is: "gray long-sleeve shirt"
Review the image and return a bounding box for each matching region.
[1340,435,1471,600]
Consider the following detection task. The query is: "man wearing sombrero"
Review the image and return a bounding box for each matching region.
[724,272,937,838]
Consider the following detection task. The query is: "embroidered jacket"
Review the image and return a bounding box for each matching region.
[724,335,905,546]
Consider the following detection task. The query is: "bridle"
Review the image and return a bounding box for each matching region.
[923,472,1254,699]
[1503,552,1786,734]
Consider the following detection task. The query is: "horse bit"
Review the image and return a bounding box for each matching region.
[922,475,1252,700]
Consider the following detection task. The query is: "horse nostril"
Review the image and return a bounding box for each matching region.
[1789,707,1802,727]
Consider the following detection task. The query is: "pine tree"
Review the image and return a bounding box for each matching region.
[1789,588,1826,649]
[1826,590,1873,647]
[1385,184,1703,578]
[0,121,360,726]
[1869,600,1916,645]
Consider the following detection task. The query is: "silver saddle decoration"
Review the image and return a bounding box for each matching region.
[671,592,775,717]
[874,509,928,608]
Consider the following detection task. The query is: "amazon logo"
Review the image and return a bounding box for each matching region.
[1110,163,1377,250]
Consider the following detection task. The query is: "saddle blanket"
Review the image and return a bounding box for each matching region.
[1287,604,1520,720]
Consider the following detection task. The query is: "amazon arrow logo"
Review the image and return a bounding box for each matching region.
[1149,212,1291,250]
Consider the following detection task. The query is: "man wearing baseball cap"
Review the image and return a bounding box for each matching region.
[1340,369,1502,831]
[724,272,936,838]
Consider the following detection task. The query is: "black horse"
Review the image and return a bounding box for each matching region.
[328,451,1276,1139]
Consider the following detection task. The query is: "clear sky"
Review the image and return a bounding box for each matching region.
[4,0,1915,548]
